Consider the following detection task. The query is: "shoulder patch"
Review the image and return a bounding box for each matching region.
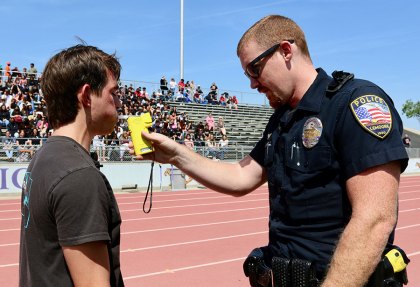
[350,95,392,139]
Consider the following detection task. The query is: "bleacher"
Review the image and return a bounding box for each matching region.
[169,101,273,147]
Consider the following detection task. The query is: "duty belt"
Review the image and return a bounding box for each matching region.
[243,248,319,287]
[244,245,410,287]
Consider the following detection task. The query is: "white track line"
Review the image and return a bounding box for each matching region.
[116,189,267,200]
[0,242,19,247]
[0,198,267,214]
[408,251,420,257]
[118,193,266,205]
[0,263,18,268]
[122,217,266,235]
[123,206,267,222]
[121,231,267,253]
[124,257,246,280]
[121,198,267,212]
[396,223,420,230]
[399,197,420,202]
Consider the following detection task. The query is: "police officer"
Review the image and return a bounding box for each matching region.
[131,15,408,286]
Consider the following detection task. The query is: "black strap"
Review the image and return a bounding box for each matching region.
[326,70,354,93]
[143,161,154,213]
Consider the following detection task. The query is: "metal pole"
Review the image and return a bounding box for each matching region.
[180,0,184,80]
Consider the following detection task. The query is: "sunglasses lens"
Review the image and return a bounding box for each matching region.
[246,65,259,79]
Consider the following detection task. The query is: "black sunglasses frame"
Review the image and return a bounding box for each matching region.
[244,40,295,79]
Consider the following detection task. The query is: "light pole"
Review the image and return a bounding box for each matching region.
[180,0,184,80]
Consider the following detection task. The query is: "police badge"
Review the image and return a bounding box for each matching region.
[302,117,323,148]
[350,95,392,139]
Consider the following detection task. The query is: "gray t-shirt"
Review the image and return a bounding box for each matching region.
[19,136,124,286]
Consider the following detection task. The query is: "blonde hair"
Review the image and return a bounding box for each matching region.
[237,15,311,59]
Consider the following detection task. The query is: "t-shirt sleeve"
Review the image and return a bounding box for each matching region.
[49,167,110,246]
[336,84,408,179]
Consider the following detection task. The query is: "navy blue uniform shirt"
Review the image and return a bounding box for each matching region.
[250,68,408,276]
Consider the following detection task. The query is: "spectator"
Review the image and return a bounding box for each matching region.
[175,90,184,102]
[0,104,10,127]
[28,63,38,78]
[140,87,149,99]
[190,80,196,94]
[193,88,203,103]
[205,133,218,159]
[160,76,168,95]
[169,77,177,95]
[216,116,227,136]
[210,82,218,94]
[178,78,185,94]
[16,129,33,161]
[5,62,11,77]
[218,135,229,160]
[219,92,227,106]
[36,116,49,137]
[204,92,213,105]
[205,112,215,131]
[2,130,16,161]
[31,128,43,147]
[7,116,19,137]
[119,130,130,161]
[229,95,238,110]
[185,80,192,97]
[184,133,195,150]
[402,134,411,147]
[92,135,106,161]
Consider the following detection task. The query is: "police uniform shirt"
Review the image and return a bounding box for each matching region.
[250,68,408,276]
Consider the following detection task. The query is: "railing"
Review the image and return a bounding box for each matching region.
[0,139,255,163]
[406,148,420,158]
[1,140,419,164]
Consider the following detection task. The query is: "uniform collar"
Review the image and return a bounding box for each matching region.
[295,68,331,113]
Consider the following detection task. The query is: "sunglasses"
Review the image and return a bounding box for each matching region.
[244,40,294,79]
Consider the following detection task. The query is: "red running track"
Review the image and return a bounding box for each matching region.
[1,175,419,286]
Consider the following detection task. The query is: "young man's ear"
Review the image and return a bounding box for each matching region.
[78,84,91,107]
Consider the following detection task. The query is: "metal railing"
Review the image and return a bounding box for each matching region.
[0,139,255,163]
[1,142,419,163]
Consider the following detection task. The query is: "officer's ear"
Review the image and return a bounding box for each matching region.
[280,40,293,60]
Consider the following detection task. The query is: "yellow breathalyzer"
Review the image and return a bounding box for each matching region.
[127,113,154,155]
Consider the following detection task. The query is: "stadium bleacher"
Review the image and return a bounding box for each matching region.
[1,65,419,163]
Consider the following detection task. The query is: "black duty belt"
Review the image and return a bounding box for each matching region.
[243,245,410,287]
[243,248,319,287]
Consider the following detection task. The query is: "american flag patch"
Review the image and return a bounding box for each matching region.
[350,95,392,139]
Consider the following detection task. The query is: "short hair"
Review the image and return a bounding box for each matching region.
[42,44,121,129]
[237,15,311,59]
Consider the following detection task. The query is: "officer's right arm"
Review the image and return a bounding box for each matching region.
[131,131,267,196]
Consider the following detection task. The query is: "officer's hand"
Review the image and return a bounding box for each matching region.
[129,131,180,164]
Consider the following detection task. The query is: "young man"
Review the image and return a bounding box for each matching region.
[19,45,124,287]
[132,15,408,286]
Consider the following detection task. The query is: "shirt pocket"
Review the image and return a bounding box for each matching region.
[285,145,331,172]
[284,146,343,222]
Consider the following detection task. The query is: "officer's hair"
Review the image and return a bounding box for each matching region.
[237,15,311,60]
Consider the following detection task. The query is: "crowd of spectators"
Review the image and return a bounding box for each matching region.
[159,76,238,109]
[1,62,235,162]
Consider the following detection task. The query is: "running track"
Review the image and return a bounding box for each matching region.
[1,175,419,286]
